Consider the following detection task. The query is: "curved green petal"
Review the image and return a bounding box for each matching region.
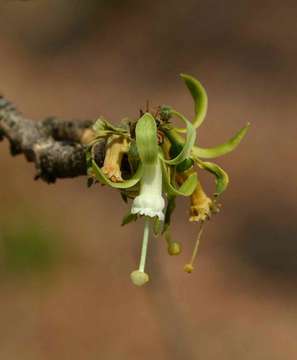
[192,123,250,159]
[136,113,158,165]
[196,159,229,196]
[161,161,197,197]
[92,159,143,189]
[180,73,208,129]
[160,111,196,165]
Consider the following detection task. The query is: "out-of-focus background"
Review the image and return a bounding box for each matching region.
[0,0,296,359]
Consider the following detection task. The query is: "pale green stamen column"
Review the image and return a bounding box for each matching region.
[139,218,150,272]
[130,218,150,286]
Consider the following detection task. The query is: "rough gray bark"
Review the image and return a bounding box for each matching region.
[0,96,104,183]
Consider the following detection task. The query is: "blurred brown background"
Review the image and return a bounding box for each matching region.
[0,0,296,359]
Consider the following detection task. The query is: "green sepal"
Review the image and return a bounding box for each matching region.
[153,217,163,237]
[163,196,176,234]
[196,159,229,196]
[93,117,128,136]
[180,73,208,129]
[92,118,106,133]
[121,212,138,226]
[92,159,143,189]
[192,123,250,159]
[160,111,196,165]
[161,161,197,197]
[135,113,158,165]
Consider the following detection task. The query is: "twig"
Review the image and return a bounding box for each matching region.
[0,96,105,183]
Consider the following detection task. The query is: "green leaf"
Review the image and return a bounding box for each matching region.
[92,159,143,189]
[192,123,250,159]
[180,73,208,129]
[161,161,197,197]
[121,212,138,226]
[135,113,158,164]
[160,111,196,165]
[196,159,229,196]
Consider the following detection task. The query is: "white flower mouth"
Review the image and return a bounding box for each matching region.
[131,159,165,221]
[131,194,165,220]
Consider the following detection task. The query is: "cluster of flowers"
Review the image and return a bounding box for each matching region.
[86,74,249,286]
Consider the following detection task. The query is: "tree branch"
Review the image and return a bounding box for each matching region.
[0,96,105,183]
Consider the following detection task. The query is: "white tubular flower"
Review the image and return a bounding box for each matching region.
[131,158,165,221]
[129,112,165,286]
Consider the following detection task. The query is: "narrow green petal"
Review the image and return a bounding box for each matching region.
[161,161,197,197]
[180,73,208,129]
[92,159,143,189]
[136,113,158,165]
[192,123,250,159]
[196,159,229,196]
[160,111,196,165]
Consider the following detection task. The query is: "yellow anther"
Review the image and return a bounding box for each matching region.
[184,264,194,273]
[168,242,182,256]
